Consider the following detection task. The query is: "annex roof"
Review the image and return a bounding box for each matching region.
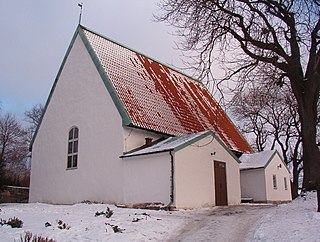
[121,131,211,158]
[240,150,277,170]
[78,26,251,153]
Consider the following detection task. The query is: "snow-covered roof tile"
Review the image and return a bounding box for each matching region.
[80,26,252,153]
[239,150,276,170]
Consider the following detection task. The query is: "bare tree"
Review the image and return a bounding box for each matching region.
[24,104,43,129]
[24,103,44,143]
[158,0,320,209]
[232,84,303,198]
[0,113,29,186]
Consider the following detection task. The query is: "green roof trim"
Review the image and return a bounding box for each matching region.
[264,150,291,173]
[78,26,131,126]
[122,130,241,165]
[263,151,277,168]
[29,25,81,151]
[174,130,213,152]
[79,25,199,83]
[212,133,241,164]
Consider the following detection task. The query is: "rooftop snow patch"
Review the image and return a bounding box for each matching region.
[239,150,276,170]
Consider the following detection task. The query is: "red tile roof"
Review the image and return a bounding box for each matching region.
[81,26,251,153]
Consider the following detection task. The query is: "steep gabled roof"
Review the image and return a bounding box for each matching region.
[30,25,251,153]
[77,26,251,153]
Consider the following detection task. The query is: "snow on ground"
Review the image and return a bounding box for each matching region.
[0,203,193,242]
[251,191,320,242]
[0,192,319,242]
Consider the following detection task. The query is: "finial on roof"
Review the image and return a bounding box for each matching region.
[78,3,83,25]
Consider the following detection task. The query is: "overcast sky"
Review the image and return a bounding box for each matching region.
[0,0,186,118]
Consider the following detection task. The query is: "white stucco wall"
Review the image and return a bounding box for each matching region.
[265,155,292,202]
[240,169,267,202]
[174,135,241,209]
[122,152,171,205]
[29,34,124,204]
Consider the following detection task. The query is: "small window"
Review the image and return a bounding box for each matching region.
[67,127,79,169]
[273,175,277,189]
[284,177,288,190]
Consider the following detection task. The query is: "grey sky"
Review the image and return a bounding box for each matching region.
[0,0,184,117]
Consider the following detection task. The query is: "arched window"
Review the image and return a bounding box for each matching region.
[67,127,79,169]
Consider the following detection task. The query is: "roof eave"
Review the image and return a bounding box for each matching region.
[120,149,173,158]
[240,167,264,171]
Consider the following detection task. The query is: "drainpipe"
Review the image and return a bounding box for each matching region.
[169,150,174,205]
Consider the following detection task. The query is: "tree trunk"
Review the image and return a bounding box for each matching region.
[300,104,320,191]
[298,87,320,210]
[291,161,300,199]
[291,181,299,200]
[317,185,320,212]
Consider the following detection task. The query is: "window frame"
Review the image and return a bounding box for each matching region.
[272,174,277,190]
[284,177,288,190]
[67,126,79,169]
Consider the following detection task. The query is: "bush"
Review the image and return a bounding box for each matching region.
[95,207,114,218]
[105,223,125,233]
[20,231,56,242]
[0,217,23,228]
[57,220,70,230]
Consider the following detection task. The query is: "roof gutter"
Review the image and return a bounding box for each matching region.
[120,149,173,158]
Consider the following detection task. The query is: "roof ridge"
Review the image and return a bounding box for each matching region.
[79,25,200,82]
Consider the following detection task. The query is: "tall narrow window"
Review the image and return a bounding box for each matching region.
[284,177,288,190]
[67,127,79,169]
[273,175,277,189]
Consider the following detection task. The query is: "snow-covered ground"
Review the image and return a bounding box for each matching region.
[251,191,320,242]
[0,192,319,242]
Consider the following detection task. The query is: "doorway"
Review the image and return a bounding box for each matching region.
[214,160,228,206]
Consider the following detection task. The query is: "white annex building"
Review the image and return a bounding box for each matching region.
[30,25,256,208]
[240,150,292,203]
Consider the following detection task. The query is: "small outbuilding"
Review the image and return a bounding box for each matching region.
[240,150,292,203]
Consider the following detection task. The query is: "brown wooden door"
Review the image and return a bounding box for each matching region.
[214,161,228,206]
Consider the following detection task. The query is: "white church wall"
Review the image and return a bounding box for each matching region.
[122,152,171,205]
[29,34,124,204]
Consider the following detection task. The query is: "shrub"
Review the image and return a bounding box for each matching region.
[95,207,114,218]
[57,220,70,230]
[105,223,125,233]
[7,217,23,228]
[20,231,56,242]
[0,217,23,228]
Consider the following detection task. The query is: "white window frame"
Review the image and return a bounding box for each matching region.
[67,126,79,169]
